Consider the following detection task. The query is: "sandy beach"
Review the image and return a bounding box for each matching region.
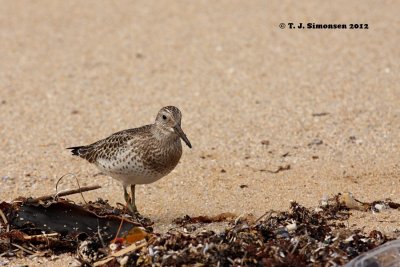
[1,0,399,265]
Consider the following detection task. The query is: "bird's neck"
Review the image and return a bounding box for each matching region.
[151,125,180,145]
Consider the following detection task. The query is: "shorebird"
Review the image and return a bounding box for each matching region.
[67,106,192,215]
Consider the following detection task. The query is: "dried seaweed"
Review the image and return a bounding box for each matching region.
[134,201,392,266]
[173,213,236,226]
[1,194,399,266]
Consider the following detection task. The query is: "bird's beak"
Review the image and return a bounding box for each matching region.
[174,124,192,148]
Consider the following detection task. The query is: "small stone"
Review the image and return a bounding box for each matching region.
[308,139,323,146]
[185,225,197,232]
[312,112,329,117]
[286,223,297,232]
[320,196,328,207]
[69,259,82,267]
[240,184,248,189]
[261,140,270,146]
[227,67,235,74]
[374,204,385,211]
[109,243,118,251]
[118,255,129,266]
[275,227,290,239]
[344,235,354,243]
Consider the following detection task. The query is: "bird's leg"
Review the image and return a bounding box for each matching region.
[123,185,134,213]
[130,184,138,214]
[129,184,151,224]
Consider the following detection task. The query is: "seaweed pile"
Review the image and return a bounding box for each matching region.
[133,201,390,266]
[0,193,398,266]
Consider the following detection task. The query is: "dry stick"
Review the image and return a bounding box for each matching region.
[0,209,9,232]
[55,173,74,193]
[113,217,125,241]
[11,243,36,255]
[97,219,106,248]
[290,239,300,254]
[254,210,276,224]
[28,185,101,202]
[93,242,147,267]
[55,173,88,204]
[73,174,88,204]
[23,233,59,241]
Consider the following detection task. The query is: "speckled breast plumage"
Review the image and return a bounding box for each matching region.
[69,124,183,185]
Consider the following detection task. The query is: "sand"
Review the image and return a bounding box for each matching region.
[1,0,399,266]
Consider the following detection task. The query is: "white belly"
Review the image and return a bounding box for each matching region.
[112,171,166,185]
[95,157,168,186]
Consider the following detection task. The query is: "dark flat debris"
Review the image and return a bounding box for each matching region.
[0,197,145,257]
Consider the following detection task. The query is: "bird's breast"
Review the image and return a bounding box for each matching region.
[145,139,183,175]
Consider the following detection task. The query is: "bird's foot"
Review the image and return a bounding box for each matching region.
[126,202,138,215]
[129,210,152,226]
[126,205,152,225]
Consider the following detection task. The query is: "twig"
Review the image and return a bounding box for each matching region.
[27,185,101,203]
[23,233,59,241]
[113,240,147,257]
[312,112,330,117]
[93,241,147,267]
[299,243,310,255]
[290,239,300,254]
[266,164,291,173]
[56,173,73,193]
[12,243,36,255]
[97,219,106,248]
[227,257,235,265]
[254,210,277,224]
[113,217,125,241]
[0,209,9,232]
[234,214,244,225]
[56,173,88,204]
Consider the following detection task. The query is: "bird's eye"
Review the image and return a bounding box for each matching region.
[162,115,167,120]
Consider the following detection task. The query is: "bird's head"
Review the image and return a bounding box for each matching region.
[155,106,192,148]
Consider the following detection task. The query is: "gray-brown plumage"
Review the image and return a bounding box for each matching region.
[67,106,192,214]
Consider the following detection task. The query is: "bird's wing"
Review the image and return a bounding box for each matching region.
[67,125,152,163]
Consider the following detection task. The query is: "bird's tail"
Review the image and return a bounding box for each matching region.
[67,146,85,156]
